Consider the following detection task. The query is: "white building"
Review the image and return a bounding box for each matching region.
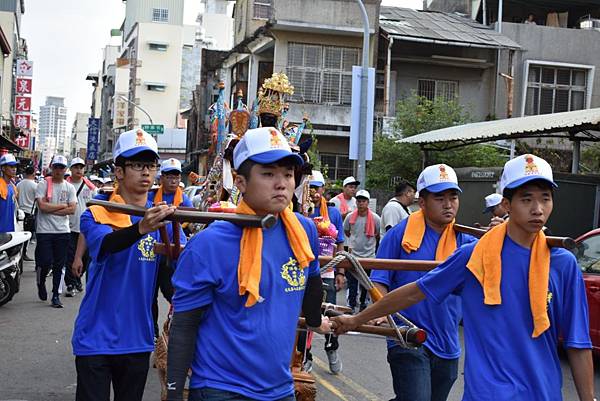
[71,112,90,158]
[38,96,68,155]
[197,0,233,50]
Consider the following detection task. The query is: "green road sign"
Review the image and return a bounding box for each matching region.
[141,124,164,134]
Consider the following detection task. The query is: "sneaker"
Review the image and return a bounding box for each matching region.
[326,350,342,375]
[51,296,63,308]
[303,359,313,373]
[37,282,47,301]
[65,286,74,298]
[75,283,84,292]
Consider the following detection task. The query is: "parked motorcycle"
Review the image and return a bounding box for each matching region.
[0,231,31,307]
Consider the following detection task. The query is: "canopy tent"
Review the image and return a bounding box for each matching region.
[397,108,600,173]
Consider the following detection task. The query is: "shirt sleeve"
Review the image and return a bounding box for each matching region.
[35,180,45,200]
[171,233,220,312]
[182,194,193,207]
[343,214,350,235]
[417,243,474,304]
[371,227,402,287]
[558,252,593,349]
[329,207,345,243]
[80,209,113,262]
[374,214,381,235]
[68,184,77,204]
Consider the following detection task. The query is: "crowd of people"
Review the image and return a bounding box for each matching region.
[0,123,596,401]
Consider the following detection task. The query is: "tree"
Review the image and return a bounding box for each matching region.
[367,94,506,189]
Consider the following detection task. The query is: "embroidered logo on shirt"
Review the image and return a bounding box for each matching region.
[137,235,156,261]
[546,291,553,309]
[281,257,306,292]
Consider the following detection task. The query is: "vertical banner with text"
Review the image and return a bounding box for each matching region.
[86,118,100,161]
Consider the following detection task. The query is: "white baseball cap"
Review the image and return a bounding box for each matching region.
[233,127,303,170]
[356,189,370,199]
[51,155,68,167]
[70,157,85,167]
[160,158,182,173]
[89,174,100,181]
[500,154,557,193]
[103,176,113,184]
[342,176,360,187]
[310,170,325,187]
[416,164,461,193]
[0,154,17,166]
[483,193,503,213]
[113,128,159,161]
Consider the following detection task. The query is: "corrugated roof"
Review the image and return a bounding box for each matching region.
[380,7,521,49]
[398,108,600,149]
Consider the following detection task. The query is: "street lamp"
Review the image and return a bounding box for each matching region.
[113,94,154,125]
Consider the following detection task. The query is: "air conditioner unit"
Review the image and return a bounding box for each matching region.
[579,15,600,30]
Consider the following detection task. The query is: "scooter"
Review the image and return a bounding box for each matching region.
[0,231,31,307]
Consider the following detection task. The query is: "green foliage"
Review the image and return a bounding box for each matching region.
[367,94,506,189]
[581,143,600,173]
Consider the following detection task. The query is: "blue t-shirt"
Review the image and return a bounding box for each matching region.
[310,205,345,244]
[371,219,476,358]
[0,181,16,232]
[171,214,321,400]
[72,201,161,356]
[148,190,193,207]
[418,236,592,401]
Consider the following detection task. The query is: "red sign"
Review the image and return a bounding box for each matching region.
[14,114,30,129]
[16,78,32,94]
[15,132,29,148]
[15,96,31,112]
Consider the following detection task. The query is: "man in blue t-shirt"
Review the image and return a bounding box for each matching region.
[299,169,345,374]
[370,163,475,401]
[0,154,19,232]
[72,128,176,401]
[167,127,331,401]
[334,154,595,401]
[148,157,190,337]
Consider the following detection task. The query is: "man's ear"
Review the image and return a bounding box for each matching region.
[114,166,125,181]
[235,174,247,194]
[501,197,511,214]
[418,196,426,210]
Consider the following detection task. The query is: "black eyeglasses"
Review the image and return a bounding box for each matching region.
[124,162,160,171]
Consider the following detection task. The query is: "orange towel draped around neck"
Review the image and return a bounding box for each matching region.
[349,209,376,237]
[466,221,551,338]
[334,193,350,215]
[236,199,315,307]
[401,209,457,261]
[89,191,132,229]
[153,186,183,207]
[318,197,330,222]
[0,177,16,200]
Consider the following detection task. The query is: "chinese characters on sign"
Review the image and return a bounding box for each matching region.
[86,118,100,161]
[16,78,32,94]
[15,96,31,112]
[14,114,30,129]
[16,59,33,76]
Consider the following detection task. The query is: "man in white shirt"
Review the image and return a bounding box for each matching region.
[380,181,415,239]
[64,157,97,297]
[17,166,37,260]
[35,155,77,308]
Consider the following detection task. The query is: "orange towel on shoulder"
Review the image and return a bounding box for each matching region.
[89,192,132,229]
[318,197,329,222]
[401,209,457,261]
[236,199,315,307]
[153,186,183,207]
[0,178,15,200]
[466,221,551,338]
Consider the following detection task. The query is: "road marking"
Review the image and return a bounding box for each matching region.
[312,370,350,400]
[313,356,382,401]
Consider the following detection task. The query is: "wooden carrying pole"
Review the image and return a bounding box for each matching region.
[86,199,277,229]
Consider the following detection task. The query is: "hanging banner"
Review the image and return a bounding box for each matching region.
[86,117,100,161]
[16,78,32,94]
[16,59,33,77]
[14,114,31,129]
[15,96,31,112]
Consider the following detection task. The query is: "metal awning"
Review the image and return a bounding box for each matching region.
[399,108,600,149]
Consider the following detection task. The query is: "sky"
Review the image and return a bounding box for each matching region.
[21,0,421,130]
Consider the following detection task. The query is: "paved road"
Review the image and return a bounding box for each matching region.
[1,247,598,400]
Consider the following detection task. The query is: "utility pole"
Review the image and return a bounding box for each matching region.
[355,0,370,190]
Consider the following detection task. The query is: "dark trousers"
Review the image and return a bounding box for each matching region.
[346,269,370,308]
[64,232,82,288]
[189,387,295,401]
[75,352,151,401]
[387,345,458,401]
[152,257,175,335]
[35,233,69,297]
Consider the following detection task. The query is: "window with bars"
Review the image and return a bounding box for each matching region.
[287,43,359,105]
[524,65,587,115]
[253,0,272,19]
[152,8,169,23]
[320,153,355,181]
[417,79,458,102]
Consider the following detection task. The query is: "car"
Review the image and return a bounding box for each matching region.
[572,228,600,355]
